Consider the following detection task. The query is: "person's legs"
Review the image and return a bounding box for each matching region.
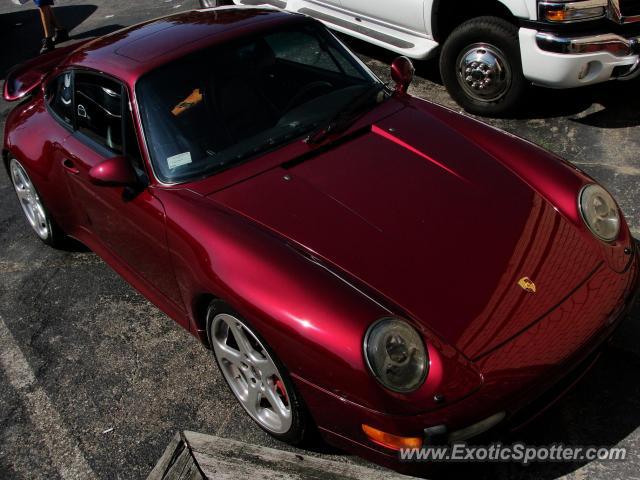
[37,4,52,38]
[34,0,67,53]
[47,5,68,43]
[34,0,54,53]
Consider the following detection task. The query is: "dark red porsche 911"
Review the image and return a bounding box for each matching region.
[3,6,638,472]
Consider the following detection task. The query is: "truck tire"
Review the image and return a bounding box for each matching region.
[199,0,233,7]
[440,16,527,117]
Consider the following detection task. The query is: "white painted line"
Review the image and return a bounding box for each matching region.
[0,315,97,480]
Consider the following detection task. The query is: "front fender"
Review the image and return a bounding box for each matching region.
[157,188,481,416]
[427,0,537,38]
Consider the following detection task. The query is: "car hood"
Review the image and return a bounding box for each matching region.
[209,106,601,359]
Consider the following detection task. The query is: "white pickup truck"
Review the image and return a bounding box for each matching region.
[201,0,640,116]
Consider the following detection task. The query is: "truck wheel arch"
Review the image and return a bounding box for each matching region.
[430,0,527,42]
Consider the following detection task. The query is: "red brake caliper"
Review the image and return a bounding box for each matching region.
[274,378,289,406]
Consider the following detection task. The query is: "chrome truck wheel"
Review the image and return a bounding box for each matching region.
[456,43,512,103]
[440,16,527,117]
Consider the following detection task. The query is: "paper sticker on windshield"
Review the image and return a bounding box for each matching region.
[167,152,192,169]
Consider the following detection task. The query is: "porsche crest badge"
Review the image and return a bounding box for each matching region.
[518,277,537,293]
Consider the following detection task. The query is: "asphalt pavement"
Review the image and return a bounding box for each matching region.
[1,1,639,479]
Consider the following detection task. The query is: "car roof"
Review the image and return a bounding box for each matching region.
[63,7,307,85]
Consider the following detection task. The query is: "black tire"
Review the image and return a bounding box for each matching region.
[440,16,527,117]
[199,0,233,7]
[7,157,68,249]
[206,299,311,445]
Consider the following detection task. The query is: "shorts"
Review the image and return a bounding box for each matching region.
[33,0,54,7]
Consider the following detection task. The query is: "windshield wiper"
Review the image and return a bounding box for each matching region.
[211,123,319,170]
[306,83,387,145]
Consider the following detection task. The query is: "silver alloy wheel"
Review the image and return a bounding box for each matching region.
[9,159,50,240]
[456,43,512,102]
[210,313,293,434]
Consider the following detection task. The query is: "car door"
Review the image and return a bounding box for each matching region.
[39,71,80,233]
[59,71,184,310]
[339,0,426,32]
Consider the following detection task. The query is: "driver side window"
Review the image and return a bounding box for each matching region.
[74,73,124,154]
[72,72,145,175]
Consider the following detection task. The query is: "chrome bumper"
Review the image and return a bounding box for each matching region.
[536,31,640,78]
[536,31,640,56]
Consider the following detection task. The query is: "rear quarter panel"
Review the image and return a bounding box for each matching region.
[3,92,77,231]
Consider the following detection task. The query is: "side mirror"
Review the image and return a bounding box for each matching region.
[391,56,415,95]
[89,156,138,187]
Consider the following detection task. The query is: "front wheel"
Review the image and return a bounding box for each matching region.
[440,16,528,117]
[207,300,311,444]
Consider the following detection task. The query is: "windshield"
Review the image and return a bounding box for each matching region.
[136,23,383,183]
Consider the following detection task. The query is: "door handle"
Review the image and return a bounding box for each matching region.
[61,158,80,174]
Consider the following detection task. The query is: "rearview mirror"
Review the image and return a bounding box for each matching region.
[391,56,415,95]
[89,156,138,187]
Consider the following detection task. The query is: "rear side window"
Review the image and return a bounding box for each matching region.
[74,73,124,154]
[46,72,73,126]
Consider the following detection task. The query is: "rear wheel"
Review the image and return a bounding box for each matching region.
[8,158,66,248]
[440,16,527,117]
[207,300,310,444]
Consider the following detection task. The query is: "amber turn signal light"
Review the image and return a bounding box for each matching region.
[546,8,572,21]
[541,5,606,22]
[362,424,423,451]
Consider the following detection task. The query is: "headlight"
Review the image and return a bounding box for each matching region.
[538,0,607,22]
[579,184,621,242]
[364,318,428,393]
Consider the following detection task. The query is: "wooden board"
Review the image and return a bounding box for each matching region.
[148,431,418,480]
[147,432,204,480]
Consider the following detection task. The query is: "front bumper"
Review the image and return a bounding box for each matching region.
[297,249,639,470]
[519,27,640,87]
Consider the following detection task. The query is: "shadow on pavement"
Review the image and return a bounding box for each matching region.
[524,81,640,127]
[0,5,97,78]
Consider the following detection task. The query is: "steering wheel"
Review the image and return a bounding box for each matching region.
[283,81,334,113]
